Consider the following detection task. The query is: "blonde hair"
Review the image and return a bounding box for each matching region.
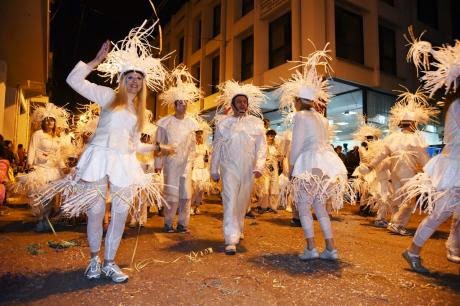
[111,73,146,132]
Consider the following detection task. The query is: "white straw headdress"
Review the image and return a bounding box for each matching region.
[406,26,460,97]
[353,115,382,142]
[75,103,100,135]
[159,64,202,106]
[96,20,168,92]
[388,86,439,130]
[216,80,266,118]
[31,103,70,130]
[277,42,333,111]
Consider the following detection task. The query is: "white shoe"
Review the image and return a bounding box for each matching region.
[319,248,339,260]
[298,247,319,261]
[101,263,129,283]
[447,249,460,264]
[84,256,101,280]
[224,244,236,255]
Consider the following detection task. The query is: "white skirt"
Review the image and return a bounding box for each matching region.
[424,153,460,190]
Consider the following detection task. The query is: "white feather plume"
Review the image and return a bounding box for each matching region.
[216,80,266,118]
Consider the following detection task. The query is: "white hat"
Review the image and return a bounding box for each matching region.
[389,86,439,130]
[97,20,167,92]
[216,80,266,118]
[31,103,70,130]
[160,64,202,106]
[278,41,332,111]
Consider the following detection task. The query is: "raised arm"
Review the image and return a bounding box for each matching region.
[66,41,115,108]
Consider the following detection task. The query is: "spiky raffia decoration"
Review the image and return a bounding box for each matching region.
[353,115,382,142]
[216,80,266,118]
[97,20,168,92]
[388,86,439,130]
[159,64,202,106]
[31,171,167,217]
[141,109,157,137]
[31,103,70,130]
[406,26,460,96]
[75,103,100,135]
[189,112,212,138]
[277,42,332,112]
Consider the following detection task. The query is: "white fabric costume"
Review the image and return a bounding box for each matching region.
[260,141,281,210]
[43,61,164,261]
[155,115,198,228]
[191,142,211,206]
[211,115,266,245]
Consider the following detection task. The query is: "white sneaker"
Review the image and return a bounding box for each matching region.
[447,249,460,264]
[101,263,129,283]
[298,247,319,261]
[224,244,236,255]
[84,256,101,280]
[319,248,339,260]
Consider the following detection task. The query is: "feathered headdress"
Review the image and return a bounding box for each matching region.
[159,64,202,106]
[277,42,332,111]
[96,19,168,91]
[216,80,266,118]
[405,26,460,97]
[388,86,439,130]
[190,112,212,138]
[353,115,382,142]
[75,103,101,135]
[31,103,70,130]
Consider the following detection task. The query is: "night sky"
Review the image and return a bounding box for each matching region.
[49,0,184,110]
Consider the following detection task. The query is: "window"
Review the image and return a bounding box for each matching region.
[192,16,202,52]
[192,62,201,87]
[178,35,184,63]
[417,0,438,29]
[242,0,254,16]
[335,6,364,64]
[212,3,221,37]
[379,25,396,75]
[241,35,253,80]
[211,55,220,94]
[269,12,292,69]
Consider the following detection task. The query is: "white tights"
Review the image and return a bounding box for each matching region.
[86,177,131,261]
[297,193,333,240]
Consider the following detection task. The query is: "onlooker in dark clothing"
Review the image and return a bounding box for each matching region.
[335,145,346,164]
[345,145,360,177]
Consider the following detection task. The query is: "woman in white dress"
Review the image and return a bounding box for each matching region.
[279,45,351,261]
[51,22,170,283]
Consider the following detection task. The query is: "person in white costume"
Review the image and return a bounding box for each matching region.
[129,111,158,227]
[190,126,212,215]
[365,88,437,236]
[260,129,282,213]
[279,44,350,261]
[400,29,460,272]
[155,64,201,233]
[18,103,69,232]
[352,121,392,228]
[211,80,267,255]
[52,21,170,283]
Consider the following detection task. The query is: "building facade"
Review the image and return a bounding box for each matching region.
[0,0,50,149]
[159,0,454,146]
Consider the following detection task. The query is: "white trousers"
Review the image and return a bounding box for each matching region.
[86,177,131,261]
[221,166,254,245]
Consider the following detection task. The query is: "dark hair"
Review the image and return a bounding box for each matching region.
[41,117,56,132]
[18,144,23,149]
[266,129,277,136]
[195,130,204,135]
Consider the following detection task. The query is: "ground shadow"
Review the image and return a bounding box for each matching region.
[163,238,248,254]
[401,269,460,291]
[0,269,116,304]
[249,253,351,277]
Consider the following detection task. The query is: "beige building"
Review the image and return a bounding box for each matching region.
[0,0,50,149]
[159,0,453,146]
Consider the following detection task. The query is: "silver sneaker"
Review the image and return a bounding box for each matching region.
[402,250,429,273]
[84,256,101,280]
[101,263,129,283]
[224,244,236,255]
[446,249,460,264]
[298,247,319,261]
[387,223,412,236]
[319,248,339,260]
